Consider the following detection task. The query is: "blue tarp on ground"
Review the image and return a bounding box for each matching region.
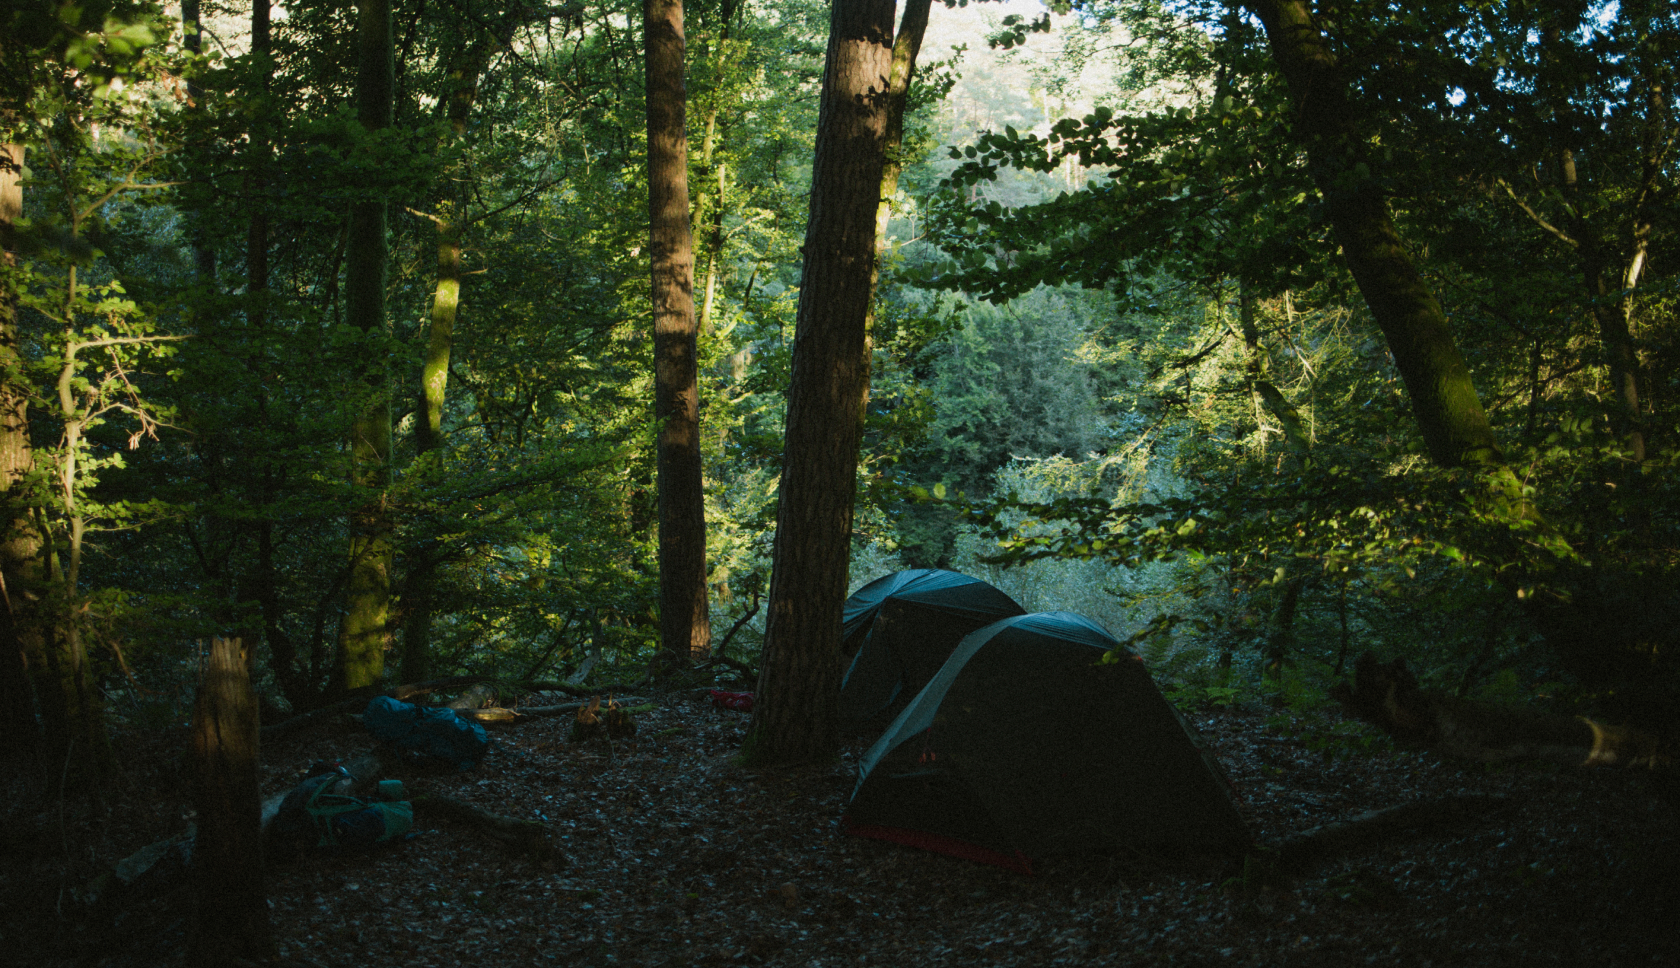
[363,696,489,769]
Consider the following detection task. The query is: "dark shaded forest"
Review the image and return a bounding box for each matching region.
[1,0,1676,964]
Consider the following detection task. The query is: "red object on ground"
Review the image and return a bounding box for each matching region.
[840,816,1034,875]
[708,689,754,712]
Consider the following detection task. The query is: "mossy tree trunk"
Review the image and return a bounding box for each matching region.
[341,0,395,694]
[405,22,507,685]
[1244,0,1499,467]
[748,0,897,766]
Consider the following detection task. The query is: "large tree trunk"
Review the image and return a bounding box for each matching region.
[1244,0,1499,468]
[341,0,395,693]
[748,0,897,766]
[190,637,273,964]
[0,141,41,758]
[646,0,711,663]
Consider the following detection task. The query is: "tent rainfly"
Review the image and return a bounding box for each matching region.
[839,570,1026,728]
[843,611,1251,873]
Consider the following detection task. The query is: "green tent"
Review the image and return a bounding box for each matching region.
[843,611,1251,872]
[839,570,1025,728]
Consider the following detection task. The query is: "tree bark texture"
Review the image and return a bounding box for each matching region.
[749,0,897,766]
[341,0,395,693]
[190,637,274,964]
[1244,0,1499,467]
[0,141,41,756]
[647,0,711,662]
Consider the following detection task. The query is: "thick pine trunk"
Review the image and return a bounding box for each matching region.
[748,0,896,766]
[646,0,711,663]
[190,637,273,964]
[1244,0,1498,467]
[340,0,395,693]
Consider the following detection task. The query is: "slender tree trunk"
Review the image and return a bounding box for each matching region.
[1238,281,1272,455]
[246,0,272,336]
[647,0,711,663]
[694,0,737,335]
[37,261,109,773]
[190,637,273,964]
[1560,142,1648,465]
[340,0,395,693]
[1238,281,1308,452]
[748,0,896,766]
[182,0,216,282]
[238,0,279,660]
[1244,0,1499,467]
[858,0,931,404]
[0,142,41,757]
[405,28,501,684]
[1584,252,1646,462]
[1265,572,1308,702]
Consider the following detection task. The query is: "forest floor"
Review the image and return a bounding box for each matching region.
[5,687,1676,967]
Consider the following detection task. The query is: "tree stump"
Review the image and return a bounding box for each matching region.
[190,637,273,965]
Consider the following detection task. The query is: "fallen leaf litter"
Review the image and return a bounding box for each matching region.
[9,693,1674,967]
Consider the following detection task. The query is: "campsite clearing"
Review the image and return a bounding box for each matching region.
[6,690,1672,966]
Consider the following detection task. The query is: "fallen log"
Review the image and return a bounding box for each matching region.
[411,793,562,864]
[1331,652,1674,771]
[262,675,654,739]
[445,682,499,710]
[260,697,365,741]
[525,679,652,697]
[454,697,650,724]
[1266,794,1514,876]
[457,707,520,724]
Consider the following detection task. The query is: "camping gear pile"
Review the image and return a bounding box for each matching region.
[363,695,491,769]
[268,763,414,856]
[839,570,1251,873]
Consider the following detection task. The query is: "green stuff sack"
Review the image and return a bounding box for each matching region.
[305,780,413,848]
[271,767,414,852]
